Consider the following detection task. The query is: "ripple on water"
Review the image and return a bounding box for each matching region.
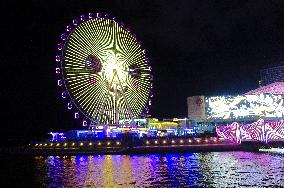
[26,151,284,187]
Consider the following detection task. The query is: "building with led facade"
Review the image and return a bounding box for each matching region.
[187,82,284,133]
[260,64,284,86]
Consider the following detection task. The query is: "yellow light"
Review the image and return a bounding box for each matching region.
[180,140,184,144]
[89,142,93,146]
[171,140,175,144]
[98,142,102,146]
[116,142,120,145]
[154,140,158,144]
[107,142,111,146]
[146,141,150,145]
[80,142,84,146]
[39,144,42,146]
[35,144,38,146]
[44,144,47,146]
[56,143,60,146]
[197,140,200,143]
[163,140,167,144]
[64,143,67,146]
[188,139,192,143]
[72,142,75,146]
[50,143,53,146]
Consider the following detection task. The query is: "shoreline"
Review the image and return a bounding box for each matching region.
[1,143,251,156]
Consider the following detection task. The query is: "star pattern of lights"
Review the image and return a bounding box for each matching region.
[56,13,153,125]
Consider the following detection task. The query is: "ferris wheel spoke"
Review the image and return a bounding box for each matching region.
[59,15,152,125]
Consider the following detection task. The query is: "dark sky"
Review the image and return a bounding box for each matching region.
[2,0,284,141]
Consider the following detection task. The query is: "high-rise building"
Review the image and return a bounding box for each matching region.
[260,64,284,86]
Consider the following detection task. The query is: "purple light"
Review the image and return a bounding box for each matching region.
[61,33,67,41]
[104,14,109,19]
[83,120,88,126]
[57,43,63,51]
[148,100,152,106]
[88,13,93,19]
[73,19,79,26]
[55,67,60,74]
[119,21,124,28]
[97,13,101,18]
[66,25,72,32]
[80,15,85,21]
[149,75,153,81]
[55,55,61,62]
[149,66,152,71]
[74,112,79,119]
[67,102,72,109]
[61,91,67,99]
[126,27,131,33]
[57,79,62,87]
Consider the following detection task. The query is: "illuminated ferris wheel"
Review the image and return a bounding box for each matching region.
[55,13,153,128]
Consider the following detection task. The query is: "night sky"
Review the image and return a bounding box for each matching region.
[2,0,284,142]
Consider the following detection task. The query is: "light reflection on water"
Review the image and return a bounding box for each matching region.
[34,152,284,187]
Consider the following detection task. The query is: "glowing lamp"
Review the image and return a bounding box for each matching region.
[80,142,84,146]
[98,142,102,146]
[56,68,60,74]
[57,43,63,51]
[55,55,61,62]
[66,25,72,32]
[35,144,38,146]
[56,143,60,147]
[82,120,87,126]
[154,140,158,144]
[57,80,62,87]
[146,141,150,145]
[80,15,85,21]
[61,33,67,41]
[74,112,79,119]
[44,144,47,146]
[171,140,175,144]
[116,142,120,145]
[67,102,72,110]
[107,142,111,146]
[64,143,67,146]
[89,142,93,146]
[88,13,93,19]
[72,143,75,146]
[50,143,53,146]
[73,19,78,26]
[61,91,67,99]
[188,139,192,143]
[180,140,184,144]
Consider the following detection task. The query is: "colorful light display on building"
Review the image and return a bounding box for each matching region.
[216,119,284,143]
[206,94,284,120]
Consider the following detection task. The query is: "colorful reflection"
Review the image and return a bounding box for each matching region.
[32,152,284,187]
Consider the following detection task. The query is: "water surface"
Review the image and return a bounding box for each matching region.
[2,151,284,187]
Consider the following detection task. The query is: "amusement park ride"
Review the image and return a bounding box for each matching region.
[55,13,153,134]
